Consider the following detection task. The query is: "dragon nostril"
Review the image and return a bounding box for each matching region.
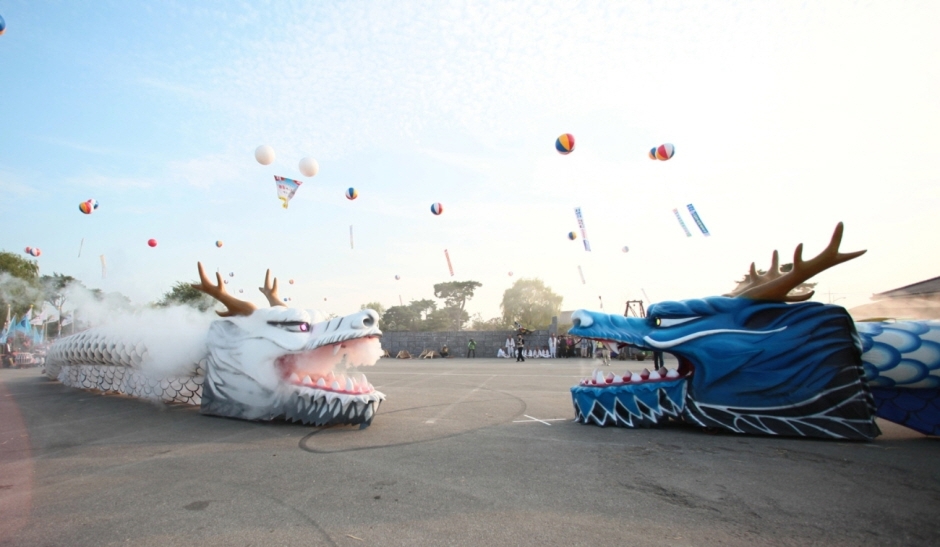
[573,318,581,327]
[363,315,374,327]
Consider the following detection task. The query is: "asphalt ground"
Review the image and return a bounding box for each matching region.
[1,357,938,547]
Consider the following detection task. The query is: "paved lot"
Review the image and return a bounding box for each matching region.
[2,357,939,547]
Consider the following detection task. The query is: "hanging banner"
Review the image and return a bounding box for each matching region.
[350,225,354,249]
[100,255,107,279]
[444,249,454,276]
[673,208,692,237]
[78,237,84,258]
[574,207,592,251]
[686,204,710,236]
[578,265,586,284]
[274,176,303,209]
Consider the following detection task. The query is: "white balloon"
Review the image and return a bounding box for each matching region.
[622,246,630,253]
[255,145,275,165]
[299,157,319,177]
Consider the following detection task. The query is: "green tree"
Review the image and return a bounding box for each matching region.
[500,278,563,329]
[469,313,510,331]
[433,280,482,331]
[40,273,79,336]
[155,281,216,312]
[0,250,42,316]
[382,305,420,331]
[426,307,467,331]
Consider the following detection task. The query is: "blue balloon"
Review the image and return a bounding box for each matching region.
[0,14,6,35]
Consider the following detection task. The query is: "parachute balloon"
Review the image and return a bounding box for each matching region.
[568,232,577,240]
[147,239,157,247]
[215,240,223,248]
[431,203,443,215]
[298,157,319,177]
[555,133,575,155]
[654,143,675,161]
[345,187,358,200]
[274,176,302,209]
[255,145,275,165]
[622,246,630,253]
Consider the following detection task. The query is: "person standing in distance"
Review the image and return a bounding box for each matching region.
[516,335,526,362]
[467,338,476,358]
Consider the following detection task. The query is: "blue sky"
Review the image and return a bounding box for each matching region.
[1,0,938,321]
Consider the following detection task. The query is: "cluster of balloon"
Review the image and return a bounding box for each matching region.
[299,157,319,177]
[431,203,443,215]
[568,231,577,240]
[78,199,99,214]
[622,246,630,253]
[24,247,41,257]
[215,240,223,248]
[345,187,358,200]
[147,239,157,248]
[649,143,675,161]
[255,145,276,165]
[555,133,575,155]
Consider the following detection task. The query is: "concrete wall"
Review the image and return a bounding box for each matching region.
[381,329,553,358]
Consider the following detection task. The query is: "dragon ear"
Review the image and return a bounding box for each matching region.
[725,223,866,302]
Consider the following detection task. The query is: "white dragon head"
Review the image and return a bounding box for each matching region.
[193,263,385,427]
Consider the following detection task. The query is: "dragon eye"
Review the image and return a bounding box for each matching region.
[653,317,661,327]
[267,321,311,333]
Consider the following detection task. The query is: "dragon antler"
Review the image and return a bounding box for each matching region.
[191,262,259,317]
[725,222,866,302]
[259,269,288,308]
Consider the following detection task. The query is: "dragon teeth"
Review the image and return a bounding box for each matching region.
[290,373,301,383]
[649,370,662,380]
[345,377,354,392]
[332,345,341,356]
[302,375,314,386]
[316,377,326,387]
[666,369,679,379]
[331,380,341,390]
[630,373,642,382]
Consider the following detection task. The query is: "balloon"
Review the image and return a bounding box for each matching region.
[298,157,319,177]
[229,272,234,277]
[345,187,358,200]
[215,240,223,248]
[508,271,513,276]
[28,248,41,257]
[224,280,229,284]
[255,145,276,165]
[568,232,577,240]
[431,203,443,215]
[622,246,630,253]
[283,297,288,302]
[648,148,657,160]
[24,247,31,255]
[289,279,294,285]
[91,199,99,209]
[147,239,157,247]
[239,289,244,293]
[0,14,5,36]
[655,143,675,161]
[555,133,575,155]
[79,200,94,214]
[395,275,400,280]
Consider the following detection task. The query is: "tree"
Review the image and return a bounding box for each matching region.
[155,281,217,312]
[731,263,817,298]
[501,278,563,329]
[0,250,42,316]
[40,273,79,336]
[433,280,482,331]
[361,301,387,329]
[469,313,510,331]
[426,307,467,331]
[382,305,420,331]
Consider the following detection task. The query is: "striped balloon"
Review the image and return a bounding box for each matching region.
[655,143,675,161]
[555,133,575,155]
[431,203,443,215]
[648,148,657,160]
[79,201,93,214]
[345,187,358,200]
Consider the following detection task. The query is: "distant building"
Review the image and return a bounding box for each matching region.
[849,276,940,320]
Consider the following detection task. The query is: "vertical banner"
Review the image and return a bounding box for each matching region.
[578,265,586,284]
[574,207,592,251]
[686,204,710,236]
[350,225,354,249]
[77,237,84,258]
[100,255,107,279]
[444,249,455,276]
[672,208,692,237]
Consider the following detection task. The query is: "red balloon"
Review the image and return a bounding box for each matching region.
[147,239,157,247]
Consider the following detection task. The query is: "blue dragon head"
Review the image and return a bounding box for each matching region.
[568,223,880,440]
